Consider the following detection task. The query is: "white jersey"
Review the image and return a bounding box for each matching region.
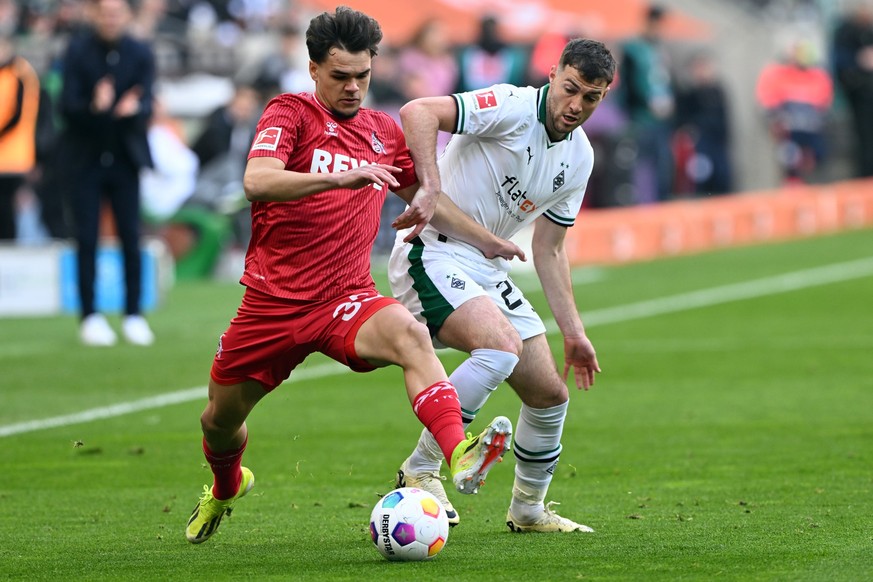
[425,83,593,244]
[389,83,593,337]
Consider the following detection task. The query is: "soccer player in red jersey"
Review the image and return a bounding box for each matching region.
[185,6,525,544]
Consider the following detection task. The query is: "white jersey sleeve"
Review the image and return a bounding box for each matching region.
[451,84,528,138]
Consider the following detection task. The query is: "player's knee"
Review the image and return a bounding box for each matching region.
[199,410,220,439]
[474,320,523,356]
[499,331,523,358]
[200,408,240,441]
[394,318,436,361]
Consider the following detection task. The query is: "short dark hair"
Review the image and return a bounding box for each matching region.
[305,6,383,63]
[559,38,616,86]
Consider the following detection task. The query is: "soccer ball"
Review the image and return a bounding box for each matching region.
[369,487,450,561]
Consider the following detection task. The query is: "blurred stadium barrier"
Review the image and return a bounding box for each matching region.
[0,238,173,317]
[567,178,873,264]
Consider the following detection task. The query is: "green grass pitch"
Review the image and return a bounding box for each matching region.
[1,228,871,581]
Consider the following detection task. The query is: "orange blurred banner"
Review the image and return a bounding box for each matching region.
[567,180,873,265]
[301,0,709,45]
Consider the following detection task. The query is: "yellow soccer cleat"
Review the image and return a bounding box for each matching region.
[185,467,255,544]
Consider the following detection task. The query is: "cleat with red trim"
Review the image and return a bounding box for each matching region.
[449,416,512,495]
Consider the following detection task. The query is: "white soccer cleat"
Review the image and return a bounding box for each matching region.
[80,313,117,347]
[506,501,595,533]
[122,315,155,346]
[395,458,460,526]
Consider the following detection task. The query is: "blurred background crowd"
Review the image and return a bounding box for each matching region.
[2,0,872,278]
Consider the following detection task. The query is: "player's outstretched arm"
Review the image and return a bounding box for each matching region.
[243,156,402,202]
[532,217,600,389]
[393,184,526,262]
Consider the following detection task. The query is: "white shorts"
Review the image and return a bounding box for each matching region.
[388,229,546,348]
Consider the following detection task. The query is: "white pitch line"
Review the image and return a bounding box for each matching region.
[547,256,873,332]
[0,362,349,438]
[2,256,872,439]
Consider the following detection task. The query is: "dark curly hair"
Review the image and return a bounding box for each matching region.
[560,38,616,85]
[306,6,383,64]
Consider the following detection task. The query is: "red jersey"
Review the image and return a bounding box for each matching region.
[242,93,417,301]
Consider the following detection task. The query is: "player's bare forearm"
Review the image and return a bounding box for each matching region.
[421,194,526,261]
[533,222,601,388]
[532,219,584,336]
[244,157,400,202]
[534,247,584,336]
[392,186,440,237]
[399,97,457,191]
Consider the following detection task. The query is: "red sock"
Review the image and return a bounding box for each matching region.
[203,437,247,500]
[412,381,466,462]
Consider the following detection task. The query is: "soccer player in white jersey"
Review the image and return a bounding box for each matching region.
[388,38,615,532]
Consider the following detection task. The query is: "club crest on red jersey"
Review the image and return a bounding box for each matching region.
[371,131,385,154]
[251,127,282,151]
[474,90,498,110]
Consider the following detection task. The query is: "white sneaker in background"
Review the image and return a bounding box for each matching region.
[122,315,155,346]
[80,313,117,347]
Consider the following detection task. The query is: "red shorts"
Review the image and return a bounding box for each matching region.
[210,286,399,391]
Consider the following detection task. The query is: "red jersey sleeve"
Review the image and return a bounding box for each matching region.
[248,95,301,165]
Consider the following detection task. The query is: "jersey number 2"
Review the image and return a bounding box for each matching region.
[497,280,523,311]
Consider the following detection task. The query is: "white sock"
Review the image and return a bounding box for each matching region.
[405,427,444,473]
[405,348,519,474]
[510,401,568,521]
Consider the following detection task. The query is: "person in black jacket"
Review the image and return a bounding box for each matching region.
[59,0,156,346]
[832,2,873,178]
[674,51,733,196]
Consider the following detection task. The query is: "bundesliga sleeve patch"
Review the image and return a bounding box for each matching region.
[473,89,499,110]
[251,127,282,152]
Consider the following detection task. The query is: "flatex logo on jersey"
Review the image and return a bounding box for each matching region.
[473,89,498,110]
[251,127,282,152]
[501,175,537,213]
